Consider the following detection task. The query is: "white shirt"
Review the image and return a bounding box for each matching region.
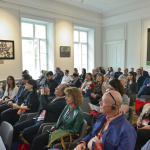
[61,75,73,85]
[4,86,18,99]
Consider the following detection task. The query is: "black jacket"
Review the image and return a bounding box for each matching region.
[126,81,138,94]
[45,79,58,96]
[12,85,29,106]
[71,79,81,88]
[38,95,66,123]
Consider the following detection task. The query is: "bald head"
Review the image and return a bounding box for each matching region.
[104,90,122,108]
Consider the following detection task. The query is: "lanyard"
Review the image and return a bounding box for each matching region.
[13,86,25,102]
[98,121,106,140]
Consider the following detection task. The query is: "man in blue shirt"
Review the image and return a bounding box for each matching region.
[75,90,137,150]
[114,67,123,79]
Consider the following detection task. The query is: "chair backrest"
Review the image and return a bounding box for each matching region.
[74,119,87,142]
[0,121,13,150]
[128,108,133,123]
[80,98,91,113]
[83,112,94,126]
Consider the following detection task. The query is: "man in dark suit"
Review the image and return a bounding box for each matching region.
[12,84,67,144]
[0,74,31,114]
[139,67,149,79]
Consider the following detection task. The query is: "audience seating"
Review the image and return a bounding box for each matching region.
[83,112,94,127]
[0,121,13,150]
[127,108,133,124]
[52,120,87,149]
[80,97,91,113]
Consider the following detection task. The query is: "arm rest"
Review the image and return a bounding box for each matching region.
[16,114,28,124]
[26,112,38,120]
[42,125,54,133]
[36,122,56,136]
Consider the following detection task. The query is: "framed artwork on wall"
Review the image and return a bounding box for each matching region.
[60,46,71,57]
[0,40,14,59]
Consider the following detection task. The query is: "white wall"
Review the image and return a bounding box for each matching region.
[0,0,102,79]
[0,8,22,80]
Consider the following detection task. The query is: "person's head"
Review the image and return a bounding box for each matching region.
[109,78,124,96]
[26,79,37,91]
[104,74,110,82]
[74,68,78,74]
[82,68,86,75]
[96,73,104,83]
[22,70,29,75]
[96,67,99,72]
[7,76,15,90]
[109,67,113,71]
[99,90,122,116]
[128,71,136,82]
[55,84,67,97]
[64,87,83,107]
[72,73,79,81]
[46,71,54,80]
[55,67,60,74]
[65,70,69,76]
[92,69,97,76]
[118,67,121,72]
[43,70,47,77]
[124,68,128,74]
[139,67,143,71]
[85,73,94,83]
[118,75,128,87]
[136,69,142,76]
[41,70,44,74]
[131,68,134,72]
[22,74,31,85]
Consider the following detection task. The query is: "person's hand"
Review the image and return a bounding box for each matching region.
[13,104,19,109]
[0,99,4,103]
[91,93,96,98]
[74,143,86,150]
[7,101,13,107]
[141,124,150,129]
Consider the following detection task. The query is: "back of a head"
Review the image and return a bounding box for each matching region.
[59,84,67,96]
[22,74,31,81]
[73,73,78,77]
[46,71,53,77]
[119,75,128,83]
[27,79,37,90]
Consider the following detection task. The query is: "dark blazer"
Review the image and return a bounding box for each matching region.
[45,79,58,96]
[137,76,145,90]
[12,85,29,106]
[126,81,138,94]
[143,70,149,79]
[71,79,81,88]
[38,95,66,123]
[24,90,39,113]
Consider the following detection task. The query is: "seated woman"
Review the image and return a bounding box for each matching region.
[136,69,145,90]
[80,73,95,97]
[126,71,138,94]
[30,87,84,150]
[106,67,114,78]
[109,79,129,119]
[0,76,18,103]
[1,79,39,125]
[79,68,86,83]
[90,73,107,105]
[69,73,81,88]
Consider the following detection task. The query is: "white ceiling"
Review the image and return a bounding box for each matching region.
[52,0,150,18]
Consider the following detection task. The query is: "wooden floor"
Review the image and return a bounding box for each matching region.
[130,103,138,124]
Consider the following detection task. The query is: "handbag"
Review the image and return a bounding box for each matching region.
[92,141,103,150]
[44,129,76,150]
[18,143,30,150]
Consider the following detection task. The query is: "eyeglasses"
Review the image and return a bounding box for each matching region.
[107,91,116,105]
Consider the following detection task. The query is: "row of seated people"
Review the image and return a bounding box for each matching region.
[0,75,137,150]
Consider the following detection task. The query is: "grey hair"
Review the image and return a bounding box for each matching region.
[104,74,110,78]
[118,75,128,83]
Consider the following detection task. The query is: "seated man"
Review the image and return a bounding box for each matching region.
[12,84,67,144]
[74,90,137,150]
[123,68,128,77]
[136,76,150,98]
[54,67,62,84]
[45,71,58,96]
[114,67,123,79]
[37,70,47,87]
[92,69,97,83]
[69,73,81,88]
[1,79,39,125]
[134,103,150,150]
[0,74,31,115]
[139,67,149,79]
[61,70,72,85]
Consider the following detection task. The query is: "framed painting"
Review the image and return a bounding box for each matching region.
[60,46,71,57]
[0,40,14,59]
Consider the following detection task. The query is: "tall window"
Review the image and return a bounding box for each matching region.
[21,22,48,79]
[74,30,88,74]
